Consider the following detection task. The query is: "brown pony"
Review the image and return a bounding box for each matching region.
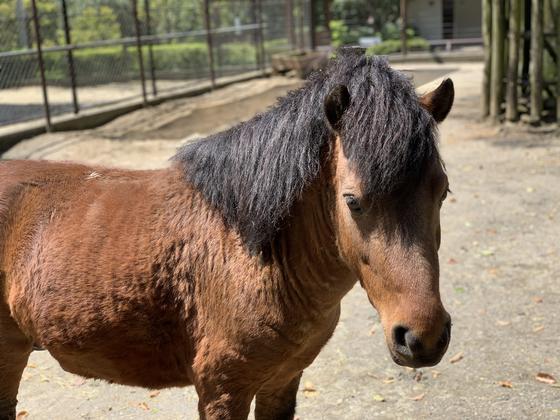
[0,53,453,420]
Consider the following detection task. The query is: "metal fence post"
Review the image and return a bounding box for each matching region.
[131,0,148,104]
[144,0,157,97]
[257,0,266,71]
[203,0,216,88]
[286,0,295,50]
[400,0,408,56]
[60,0,79,114]
[30,0,52,131]
[309,0,316,50]
[251,0,261,71]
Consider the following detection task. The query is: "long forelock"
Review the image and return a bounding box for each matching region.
[174,51,438,253]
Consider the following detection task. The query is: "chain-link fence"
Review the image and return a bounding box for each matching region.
[0,0,311,129]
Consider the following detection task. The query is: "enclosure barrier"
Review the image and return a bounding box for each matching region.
[482,0,560,124]
[0,0,313,131]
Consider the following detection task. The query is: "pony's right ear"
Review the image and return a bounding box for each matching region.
[324,84,350,131]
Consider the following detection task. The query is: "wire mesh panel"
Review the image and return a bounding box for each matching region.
[143,0,210,96]
[211,0,259,79]
[0,0,305,129]
[0,0,43,126]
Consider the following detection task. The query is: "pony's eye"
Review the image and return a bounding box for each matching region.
[343,194,362,213]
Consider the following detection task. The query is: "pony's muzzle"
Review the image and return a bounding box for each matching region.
[390,316,451,368]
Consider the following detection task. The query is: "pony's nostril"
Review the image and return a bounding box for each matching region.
[404,330,423,354]
[392,325,408,348]
[392,326,423,358]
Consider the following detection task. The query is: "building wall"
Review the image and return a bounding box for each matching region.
[408,0,482,40]
[408,0,442,40]
[453,0,482,38]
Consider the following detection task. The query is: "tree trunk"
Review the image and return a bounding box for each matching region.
[490,0,505,120]
[530,0,543,124]
[506,0,522,121]
[482,0,492,117]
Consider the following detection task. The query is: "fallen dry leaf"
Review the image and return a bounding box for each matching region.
[382,377,395,384]
[496,320,511,327]
[498,381,513,388]
[303,381,318,397]
[410,393,425,401]
[138,402,150,411]
[533,325,544,333]
[431,370,441,379]
[449,352,464,364]
[372,394,385,402]
[536,373,557,385]
[16,411,29,420]
[447,258,458,265]
[149,390,160,398]
[532,296,544,304]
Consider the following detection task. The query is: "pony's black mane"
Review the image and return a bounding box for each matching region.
[174,50,438,253]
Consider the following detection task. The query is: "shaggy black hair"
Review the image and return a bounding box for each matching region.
[174,50,438,253]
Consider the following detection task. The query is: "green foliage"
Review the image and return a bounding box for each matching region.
[332,0,400,33]
[367,37,430,56]
[329,19,376,47]
[68,6,121,44]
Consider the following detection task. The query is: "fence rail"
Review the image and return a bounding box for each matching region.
[0,0,310,130]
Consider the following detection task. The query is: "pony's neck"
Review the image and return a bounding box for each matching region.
[271,153,355,317]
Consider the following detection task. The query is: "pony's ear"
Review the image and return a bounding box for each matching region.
[324,84,351,130]
[419,78,454,123]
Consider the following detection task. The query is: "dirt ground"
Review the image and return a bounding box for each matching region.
[2,62,560,419]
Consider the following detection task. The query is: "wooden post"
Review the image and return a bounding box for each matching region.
[506,0,522,121]
[490,0,505,120]
[400,0,408,55]
[530,0,543,123]
[482,0,492,117]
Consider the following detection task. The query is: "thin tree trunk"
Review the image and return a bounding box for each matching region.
[530,0,543,123]
[482,0,492,117]
[490,0,505,120]
[507,0,522,121]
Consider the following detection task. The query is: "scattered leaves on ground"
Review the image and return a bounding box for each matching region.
[149,390,160,398]
[372,394,385,402]
[382,377,395,384]
[303,381,318,397]
[16,411,29,419]
[450,352,464,364]
[533,325,544,333]
[410,393,425,401]
[536,373,557,385]
[498,381,513,388]
[138,402,150,411]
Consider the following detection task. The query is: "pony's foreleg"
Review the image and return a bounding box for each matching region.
[0,303,32,420]
[254,372,302,420]
[195,382,254,420]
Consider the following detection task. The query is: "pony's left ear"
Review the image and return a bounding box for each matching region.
[324,84,351,130]
[420,78,454,123]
